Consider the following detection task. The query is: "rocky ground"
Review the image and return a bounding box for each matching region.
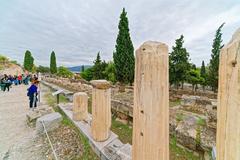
[44,125,84,160]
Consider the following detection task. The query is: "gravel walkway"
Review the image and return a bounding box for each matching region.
[0,85,46,160]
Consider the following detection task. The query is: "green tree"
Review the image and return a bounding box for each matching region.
[200,61,206,78]
[57,66,73,78]
[30,55,34,71]
[50,51,57,74]
[92,52,104,79]
[81,65,85,72]
[187,69,204,92]
[169,35,191,89]
[113,8,135,90]
[23,50,34,72]
[208,23,225,92]
[104,61,116,83]
[200,61,207,91]
[81,67,94,81]
[36,65,50,73]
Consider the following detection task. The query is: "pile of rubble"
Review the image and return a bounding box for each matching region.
[170,94,217,157]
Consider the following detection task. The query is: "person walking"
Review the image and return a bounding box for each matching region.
[27,80,39,110]
[18,75,22,85]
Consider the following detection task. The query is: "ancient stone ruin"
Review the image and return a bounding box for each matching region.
[41,28,240,160]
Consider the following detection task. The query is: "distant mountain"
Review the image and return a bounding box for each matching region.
[68,65,92,73]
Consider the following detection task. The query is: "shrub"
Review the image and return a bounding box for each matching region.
[57,66,73,78]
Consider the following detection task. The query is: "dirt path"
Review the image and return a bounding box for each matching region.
[0,84,46,160]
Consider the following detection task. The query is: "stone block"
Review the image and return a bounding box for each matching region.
[36,112,62,134]
[101,139,124,160]
[26,111,41,123]
[116,143,132,160]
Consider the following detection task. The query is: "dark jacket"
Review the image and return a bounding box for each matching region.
[27,84,37,96]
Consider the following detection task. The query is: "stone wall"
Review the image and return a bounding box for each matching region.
[42,76,93,94]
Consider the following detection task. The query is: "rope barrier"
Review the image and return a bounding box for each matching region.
[41,121,59,160]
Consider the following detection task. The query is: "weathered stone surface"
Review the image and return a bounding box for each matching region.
[102,139,124,160]
[42,77,92,94]
[181,95,212,106]
[181,95,200,106]
[111,99,133,118]
[181,95,216,117]
[217,28,240,160]
[170,88,217,99]
[206,106,217,129]
[91,83,111,142]
[26,111,42,123]
[90,80,111,89]
[26,105,54,123]
[116,144,132,160]
[36,112,62,134]
[132,41,169,160]
[170,107,216,151]
[73,92,88,121]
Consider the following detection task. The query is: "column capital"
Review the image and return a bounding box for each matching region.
[90,80,111,89]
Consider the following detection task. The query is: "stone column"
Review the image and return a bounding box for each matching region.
[90,80,111,142]
[132,41,169,160]
[217,28,240,160]
[73,92,88,121]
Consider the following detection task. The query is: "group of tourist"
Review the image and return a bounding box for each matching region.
[0,74,37,92]
[0,73,40,110]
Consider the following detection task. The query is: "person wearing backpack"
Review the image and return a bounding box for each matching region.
[27,80,39,110]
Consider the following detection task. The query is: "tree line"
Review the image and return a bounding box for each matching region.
[23,8,224,93]
[23,50,73,78]
[80,9,224,92]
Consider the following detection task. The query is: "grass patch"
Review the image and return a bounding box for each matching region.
[111,118,133,144]
[59,94,69,103]
[170,135,200,160]
[44,91,99,160]
[197,117,206,127]
[111,117,200,160]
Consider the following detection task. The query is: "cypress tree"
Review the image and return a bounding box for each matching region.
[81,65,85,72]
[169,35,191,89]
[23,50,34,71]
[50,51,57,74]
[208,23,224,92]
[113,8,135,87]
[92,52,104,79]
[29,55,34,71]
[200,60,207,91]
[200,61,206,78]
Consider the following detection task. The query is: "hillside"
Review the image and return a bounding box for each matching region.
[0,55,23,75]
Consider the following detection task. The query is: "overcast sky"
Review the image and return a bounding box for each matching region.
[0,0,240,67]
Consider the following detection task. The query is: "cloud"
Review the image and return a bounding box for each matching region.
[0,0,239,67]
